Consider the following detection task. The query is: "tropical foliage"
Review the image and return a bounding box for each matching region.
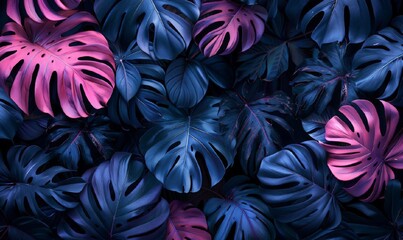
[0,0,402,239]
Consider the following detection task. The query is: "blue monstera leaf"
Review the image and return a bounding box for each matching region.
[204,176,276,240]
[353,16,403,106]
[220,81,294,175]
[258,141,351,237]
[0,89,23,140]
[47,115,120,170]
[291,43,359,116]
[286,0,393,45]
[237,10,314,82]
[344,180,403,239]
[94,0,200,60]
[58,152,169,239]
[301,108,336,142]
[108,42,168,128]
[140,97,234,193]
[0,145,85,217]
[165,44,233,108]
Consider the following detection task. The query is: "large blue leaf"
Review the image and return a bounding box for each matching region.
[0,89,23,140]
[47,115,120,169]
[220,81,294,175]
[140,97,234,193]
[108,43,168,128]
[165,45,233,108]
[291,43,359,116]
[58,152,169,239]
[344,180,403,239]
[0,145,85,217]
[286,0,393,45]
[204,176,276,240]
[94,0,200,60]
[237,11,313,82]
[258,141,351,237]
[353,16,403,106]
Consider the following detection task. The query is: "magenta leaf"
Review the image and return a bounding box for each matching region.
[323,99,403,202]
[166,200,211,240]
[0,12,116,118]
[7,0,81,25]
[193,0,267,57]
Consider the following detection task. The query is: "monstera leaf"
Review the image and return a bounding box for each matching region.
[286,0,393,45]
[108,41,167,128]
[237,10,314,82]
[291,43,359,116]
[258,141,351,237]
[0,12,115,118]
[353,16,403,106]
[47,115,120,170]
[140,97,234,193]
[0,211,55,240]
[220,81,294,175]
[58,152,169,239]
[94,0,200,60]
[344,180,403,239]
[6,0,81,25]
[204,176,276,240]
[324,99,403,202]
[301,108,336,142]
[165,44,233,108]
[0,89,23,140]
[0,145,85,217]
[166,200,211,240]
[193,0,268,57]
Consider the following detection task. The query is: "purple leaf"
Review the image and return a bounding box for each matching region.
[166,200,211,240]
[7,0,81,25]
[193,0,267,57]
[0,12,116,118]
[323,99,403,202]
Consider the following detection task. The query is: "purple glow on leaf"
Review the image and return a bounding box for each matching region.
[193,0,267,57]
[0,12,115,118]
[323,100,403,202]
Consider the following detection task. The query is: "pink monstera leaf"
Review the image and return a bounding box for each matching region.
[7,0,81,25]
[166,200,211,240]
[0,12,115,118]
[323,99,403,202]
[193,0,267,57]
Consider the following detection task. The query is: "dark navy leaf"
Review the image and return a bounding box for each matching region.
[344,180,403,239]
[165,58,208,108]
[94,0,200,60]
[16,114,50,142]
[221,82,294,175]
[291,43,359,116]
[258,141,351,237]
[237,12,313,82]
[286,0,393,45]
[140,98,234,193]
[47,115,119,169]
[204,176,276,240]
[301,108,336,142]
[58,152,169,239]
[0,89,23,140]
[353,16,403,106]
[108,43,168,128]
[0,211,54,240]
[0,145,85,217]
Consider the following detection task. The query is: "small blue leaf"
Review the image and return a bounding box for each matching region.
[116,60,141,101]
[165,58,208,108]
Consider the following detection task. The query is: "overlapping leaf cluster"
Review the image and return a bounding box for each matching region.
[0,0,402,239]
